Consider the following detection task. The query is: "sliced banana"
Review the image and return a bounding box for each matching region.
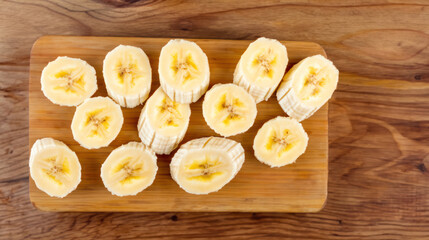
[71,96,124,149]
[202,83,257,137]
[41,56,98,106]
[101,142,158,196]
[277,54,339,121]
[253,116,308,167]
[170,137,244,195]
[29,138,81,198]
[158,39,210,103]
[103,45,152,108]
[138,88,191,155]
[234,37,288,103]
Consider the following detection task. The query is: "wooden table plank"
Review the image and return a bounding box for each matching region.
[1,0,429,239]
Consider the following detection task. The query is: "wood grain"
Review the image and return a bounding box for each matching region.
[1,0,429,239]
[29,36,328,212]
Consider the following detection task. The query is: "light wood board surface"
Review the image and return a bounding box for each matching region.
[29,36,328,212]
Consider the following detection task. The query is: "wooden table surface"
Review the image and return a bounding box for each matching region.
[1,0,428,239]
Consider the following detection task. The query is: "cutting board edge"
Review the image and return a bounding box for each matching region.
[30,35,327,57]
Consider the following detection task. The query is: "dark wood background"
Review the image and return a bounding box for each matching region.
[1,0,429,239]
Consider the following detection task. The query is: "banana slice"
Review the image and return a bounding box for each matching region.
[253,117,308,167]
[29,138,81,198]
[71,96,124,149]
[41,56,98,106]
[234,37,288,103]
[170,137,244,195]
[101,142,158,196]
[138,88,191,155]
[203,83,257,137]
[158,39,210,103]
[277,54,339,121]
[103,45,152,108]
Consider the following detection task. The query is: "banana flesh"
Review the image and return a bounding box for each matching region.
[101,142,158,196]
[29,138,81,198]
[277,54,339,121]
[203,83,257,137]
[41,56,98,106]
[71,96,124,149]
[234,37,288,103]
[170,137,244,194]
[138,88,191,155]
[253,117,308,167]
[158,39,210,103]
[103,45,152,108]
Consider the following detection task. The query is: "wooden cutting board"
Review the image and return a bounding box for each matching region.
[29,36,328,212]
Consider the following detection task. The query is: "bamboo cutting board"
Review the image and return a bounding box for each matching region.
[29,36,328,212]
